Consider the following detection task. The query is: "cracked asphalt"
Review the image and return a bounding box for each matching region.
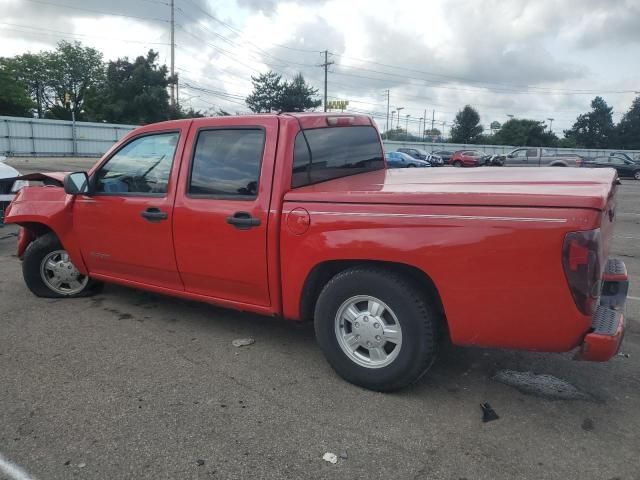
[1,157,639,479]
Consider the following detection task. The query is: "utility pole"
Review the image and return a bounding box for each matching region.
[396,107,404,128]
[321,50,334,112]
[431,109,435,133]
[405,115,410,140]
[423,108,427,141]
[385,89,390,133]
[547,117,554,133]
[391,111,396,131]
[170,0,175,108]
[418,117,423,141]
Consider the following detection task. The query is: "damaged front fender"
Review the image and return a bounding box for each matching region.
[4,184,88,274]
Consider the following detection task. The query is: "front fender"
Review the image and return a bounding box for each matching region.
[5,186,88,274]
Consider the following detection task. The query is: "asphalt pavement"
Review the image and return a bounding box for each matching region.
[1,157,639,479]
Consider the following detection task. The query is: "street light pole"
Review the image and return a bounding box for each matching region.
[547,117,554,133]
[391,111,396,132]
[396,107,404,128]
[405,115,410,140]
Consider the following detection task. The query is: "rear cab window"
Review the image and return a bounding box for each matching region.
[291,126,384,188]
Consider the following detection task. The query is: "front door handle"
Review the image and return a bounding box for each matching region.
[226,211,261,230]
[141,207,168,222]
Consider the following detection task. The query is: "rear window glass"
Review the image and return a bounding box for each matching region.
[189,129,264,198]
[292,126,384,188]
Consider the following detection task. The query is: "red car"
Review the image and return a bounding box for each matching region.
[450,149,484,167]
[5,113,628,391]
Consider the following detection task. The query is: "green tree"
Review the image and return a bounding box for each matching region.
[0,62,34,116]
[4,53,49,117]
[616,96,640,150]
[245,71,284,113]
[215,108,231,116]
[44,41,104,120]
[493,119,557,146]
[450,105,483,143]
[276,73,321,112]
[564,96,615,148]
[85,50,171,124]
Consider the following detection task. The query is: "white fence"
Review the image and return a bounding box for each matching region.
[1,116,136,157]
[2,115,639,159]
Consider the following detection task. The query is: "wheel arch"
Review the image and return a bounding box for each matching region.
[299,259,447,329]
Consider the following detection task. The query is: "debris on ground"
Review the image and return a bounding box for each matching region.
[582,418,595,431]
[493,370,590,400]
[339,451,348,460]
[78,463,86,468]
[232,338,255,347]
[618,352,630,358]
[196,459,205,466]
[322,452,338,464]
[480,402,499,423]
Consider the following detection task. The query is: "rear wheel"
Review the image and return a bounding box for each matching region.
[634,170,640,181]
[22,233,102,298]
[453,160,463,168]
[314,267,439,391]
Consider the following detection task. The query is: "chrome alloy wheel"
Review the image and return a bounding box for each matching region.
[334,295,403,368]
[40,250,88,295]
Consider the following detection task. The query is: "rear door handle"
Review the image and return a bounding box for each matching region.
[226,211,261,230]
[141,207,168,222]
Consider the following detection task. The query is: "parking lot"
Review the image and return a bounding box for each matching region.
[1,157,639,479]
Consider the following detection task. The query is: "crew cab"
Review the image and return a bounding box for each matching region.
[493,147,584,167]
[4,113,628,391]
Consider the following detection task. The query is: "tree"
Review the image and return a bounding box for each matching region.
[0,62,34,116]
[564,96,615,148]
[245,71,284,113]
[276,73,321,112]
[490,121,501,133]
[424,128,441,137]
[215,108,231,116]
[4,53,49,117]
[44,41,104,120]
[616,96,640,150]
[450,105,483,143]
[84,50,171,124]
[493,119,558,146]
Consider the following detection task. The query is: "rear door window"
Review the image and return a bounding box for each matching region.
[189,129,265,198]
[292,126,384,188]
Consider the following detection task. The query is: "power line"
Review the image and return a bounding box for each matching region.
[21,0,170,23]
[0,22,170,45]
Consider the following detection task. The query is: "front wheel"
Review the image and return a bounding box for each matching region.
[314,267,439,391]
[634,170,640,181]
[22,233,102,298]
[453,160,463,168]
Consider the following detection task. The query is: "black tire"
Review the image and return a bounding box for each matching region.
[407,164,415,168]
[314,267,439,392]
[22,233,102,298]
[634,170,640,181]
[453,160,463,168]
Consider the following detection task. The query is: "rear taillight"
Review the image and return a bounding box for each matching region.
[562,229,602,315]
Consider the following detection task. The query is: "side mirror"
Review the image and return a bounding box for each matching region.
[64,172,90,195]
[506,154,514,159]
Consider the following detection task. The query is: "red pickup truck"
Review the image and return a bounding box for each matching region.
[5,113,628,391]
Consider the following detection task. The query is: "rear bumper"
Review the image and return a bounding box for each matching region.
[577,259,628,361]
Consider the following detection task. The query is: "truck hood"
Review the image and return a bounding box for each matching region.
[0,160,20,179]
[16,171,68,186]
[284,167,617,210]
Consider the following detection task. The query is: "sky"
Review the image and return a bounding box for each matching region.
[1,0,640,135]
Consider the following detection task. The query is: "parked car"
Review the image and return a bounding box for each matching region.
[493,147,584,167]
[610,152,640,164]
[385,151,431,168]
[432,150,454,163]
[397,147,429,161]
[582,155,640,180]
[426,153,444,166]
[5,113,628,391]
[450,150,485,167]
[0,157,27,224]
